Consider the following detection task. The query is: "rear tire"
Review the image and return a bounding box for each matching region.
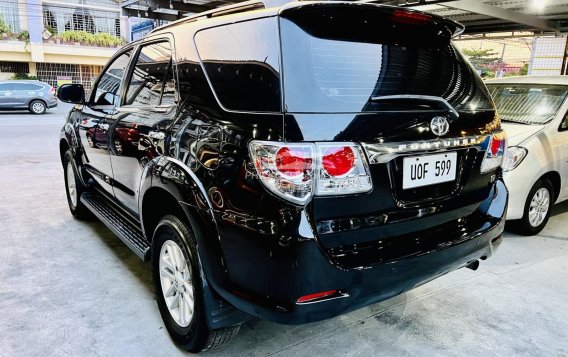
[507,178,553,236]
[29,100,46,114]
[152,215,239,352]
[63,150,90,219]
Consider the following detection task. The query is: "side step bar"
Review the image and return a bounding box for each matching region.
[81,193,150,261]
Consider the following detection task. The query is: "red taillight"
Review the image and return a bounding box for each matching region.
[481,131,506,173]
[391,9,432,25]
[490,135,504,156]
[297,290,337,303]
[249,142,372,205]
[275,147,313,178]
[49,86,55,95]
[322,146,355,177]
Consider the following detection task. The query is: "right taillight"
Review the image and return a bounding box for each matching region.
[316,143,372,196]
[480,131,507,173]
[249,141,372,205]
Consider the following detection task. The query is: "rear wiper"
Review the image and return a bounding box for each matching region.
[370,95,459,119]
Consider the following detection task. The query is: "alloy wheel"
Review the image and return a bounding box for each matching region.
[528,187,550,227]
[66,162,77,208]
[32,102,45,114]
[159,240,195,328]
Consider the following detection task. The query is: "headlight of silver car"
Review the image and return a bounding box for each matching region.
[502,146,528,171]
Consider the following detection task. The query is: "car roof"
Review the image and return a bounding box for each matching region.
[0,80,46,84]
[485,76,568,86]
[151,0,463,36]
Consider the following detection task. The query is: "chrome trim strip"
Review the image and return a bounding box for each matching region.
[370,94,460,118]
[363,135,488,164]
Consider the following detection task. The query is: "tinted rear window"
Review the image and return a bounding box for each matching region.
[194,18,281,112]
[280,6,492,113]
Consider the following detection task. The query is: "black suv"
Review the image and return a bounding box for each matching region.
[58,0,507,352]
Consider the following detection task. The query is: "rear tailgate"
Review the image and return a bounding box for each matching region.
[279,3,500,265]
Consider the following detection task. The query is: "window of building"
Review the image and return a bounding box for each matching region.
[0,62,30,74]
[0,1,20,33]
[36,63,103,92]
[125,42,174,107]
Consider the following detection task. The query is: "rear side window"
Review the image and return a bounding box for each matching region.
[125,41,174,106]
[0,83,11,91]
[280,6,492,113]
[195,18,281,112]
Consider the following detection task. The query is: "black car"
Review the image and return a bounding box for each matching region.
[58,0,507,352]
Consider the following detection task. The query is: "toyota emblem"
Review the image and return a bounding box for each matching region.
[430,116,450,136]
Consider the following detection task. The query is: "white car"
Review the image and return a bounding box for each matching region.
[486,76,568,235]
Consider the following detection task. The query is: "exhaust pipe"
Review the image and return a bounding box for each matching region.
[466,260,480,271]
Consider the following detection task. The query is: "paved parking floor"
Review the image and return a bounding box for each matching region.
[0,104,567,356]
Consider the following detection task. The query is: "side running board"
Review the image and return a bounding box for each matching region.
[80,193,150,261]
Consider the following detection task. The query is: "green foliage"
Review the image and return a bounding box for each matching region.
[58,31,124,47]
[17,30,29,41]
[519,63,529,76]
[11,73,39,80]
[462,48,500,71]
[0,15,12,34]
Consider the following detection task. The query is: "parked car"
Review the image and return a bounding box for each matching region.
[486,76,568,235]
[0,80,58,114]
[57,0,507,352]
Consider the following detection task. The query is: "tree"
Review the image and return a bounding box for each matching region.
[461,48,500,74]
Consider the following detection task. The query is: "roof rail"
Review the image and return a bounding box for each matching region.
[150,0,291,34]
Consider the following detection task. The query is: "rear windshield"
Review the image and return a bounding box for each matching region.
[280,6,493,113]
[487,84,568,125]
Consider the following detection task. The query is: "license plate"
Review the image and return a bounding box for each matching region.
[402,152,457,189]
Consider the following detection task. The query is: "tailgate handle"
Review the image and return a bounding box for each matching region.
[370,95,459,119]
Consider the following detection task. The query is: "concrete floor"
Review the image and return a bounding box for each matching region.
[0,103,567,357]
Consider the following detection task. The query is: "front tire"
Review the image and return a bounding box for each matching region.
[507,178,553,236]
[63,149,90,219]
[152,215,239,352]
[29,100,46,114]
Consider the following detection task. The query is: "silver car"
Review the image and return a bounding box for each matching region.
[0,80,58,114]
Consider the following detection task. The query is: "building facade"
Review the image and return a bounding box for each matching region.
[0,0,126,90]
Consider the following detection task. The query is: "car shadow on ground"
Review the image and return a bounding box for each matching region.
[551,200,568,217]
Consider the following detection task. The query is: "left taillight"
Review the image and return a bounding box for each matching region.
[480,131,507,173]
[250,142,315,205]
[249,141,372,205]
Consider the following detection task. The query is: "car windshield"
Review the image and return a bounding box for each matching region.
[487,84,568,125]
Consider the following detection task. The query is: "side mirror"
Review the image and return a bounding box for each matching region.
[57,83,85,104]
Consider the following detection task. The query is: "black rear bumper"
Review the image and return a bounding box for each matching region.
[210,179,507,325]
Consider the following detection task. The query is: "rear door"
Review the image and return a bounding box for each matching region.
[108,39,177,214]
[80,48,134,195]
[11,83,41,107]
[0,83,13,108]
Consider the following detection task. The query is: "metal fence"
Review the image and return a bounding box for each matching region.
[454,34,568,78]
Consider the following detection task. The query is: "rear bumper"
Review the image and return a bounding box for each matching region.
[47,97,58,108]
[212,179,507,324]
